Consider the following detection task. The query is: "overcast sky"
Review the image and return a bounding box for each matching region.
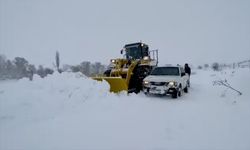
[1,0,250,67]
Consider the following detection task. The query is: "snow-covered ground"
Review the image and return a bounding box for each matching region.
[0,68,250,150]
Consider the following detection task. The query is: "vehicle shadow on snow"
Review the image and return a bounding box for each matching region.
[143,93,188,100]
[140,86,196,101]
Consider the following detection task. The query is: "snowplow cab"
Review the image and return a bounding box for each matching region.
[92,42,158,93]
[122,42,149,60]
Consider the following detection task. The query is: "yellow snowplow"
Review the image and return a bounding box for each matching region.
[92,42,158,93]
[92,77,128,93]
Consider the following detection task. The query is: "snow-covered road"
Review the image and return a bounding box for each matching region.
[0,69,250,150]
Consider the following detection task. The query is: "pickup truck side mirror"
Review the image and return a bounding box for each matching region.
[181,72,185,76]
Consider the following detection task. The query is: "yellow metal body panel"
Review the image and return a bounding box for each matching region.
[92,59,152,93]
[92,77,128,93]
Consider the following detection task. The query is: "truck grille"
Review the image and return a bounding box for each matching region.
[150,82,167,86]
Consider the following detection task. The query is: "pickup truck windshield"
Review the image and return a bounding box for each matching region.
[151,67,179,76]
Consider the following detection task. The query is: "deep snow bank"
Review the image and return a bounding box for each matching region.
[0,69,250,150]
[0,72,111,123]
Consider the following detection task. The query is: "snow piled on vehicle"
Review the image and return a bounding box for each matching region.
[0,69,250,150]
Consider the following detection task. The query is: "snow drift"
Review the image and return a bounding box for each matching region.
[0,69,250,150]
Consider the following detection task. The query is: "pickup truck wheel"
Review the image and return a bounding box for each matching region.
[178,90,182,97]
[178,85,182,97]
[187,80,190,87]
[184,86,188,93]
[172,91,178,98]
[172,88,180,99]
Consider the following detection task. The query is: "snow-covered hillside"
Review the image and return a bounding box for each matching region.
[0,69,250,150]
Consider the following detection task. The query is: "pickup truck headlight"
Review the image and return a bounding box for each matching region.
[168,81,177,87]
[143,81,150,86]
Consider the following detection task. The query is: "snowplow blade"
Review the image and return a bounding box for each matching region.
[92,77,128,93]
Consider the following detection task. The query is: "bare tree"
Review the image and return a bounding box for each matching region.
[80,61,90,76]
[55,51,61,73]
[212,62,220,71]
[213,79,242,95]
[0,55,6,79]
[13,57,29,79]
[197,65,202,70]
[204,64,209,69]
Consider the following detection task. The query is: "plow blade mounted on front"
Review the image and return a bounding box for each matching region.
[92,77,128,93]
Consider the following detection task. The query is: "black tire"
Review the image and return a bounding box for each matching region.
[184,86,188,93]
[178,89,182,97]
[172,89,179,98]
[178,85,182,97]
[172,90,178,98]
[103,69,111,76]
[187,80,190,87]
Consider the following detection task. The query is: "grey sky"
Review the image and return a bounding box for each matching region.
[1,0,250,67]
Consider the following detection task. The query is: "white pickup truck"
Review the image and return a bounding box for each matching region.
[143,65,189,98]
